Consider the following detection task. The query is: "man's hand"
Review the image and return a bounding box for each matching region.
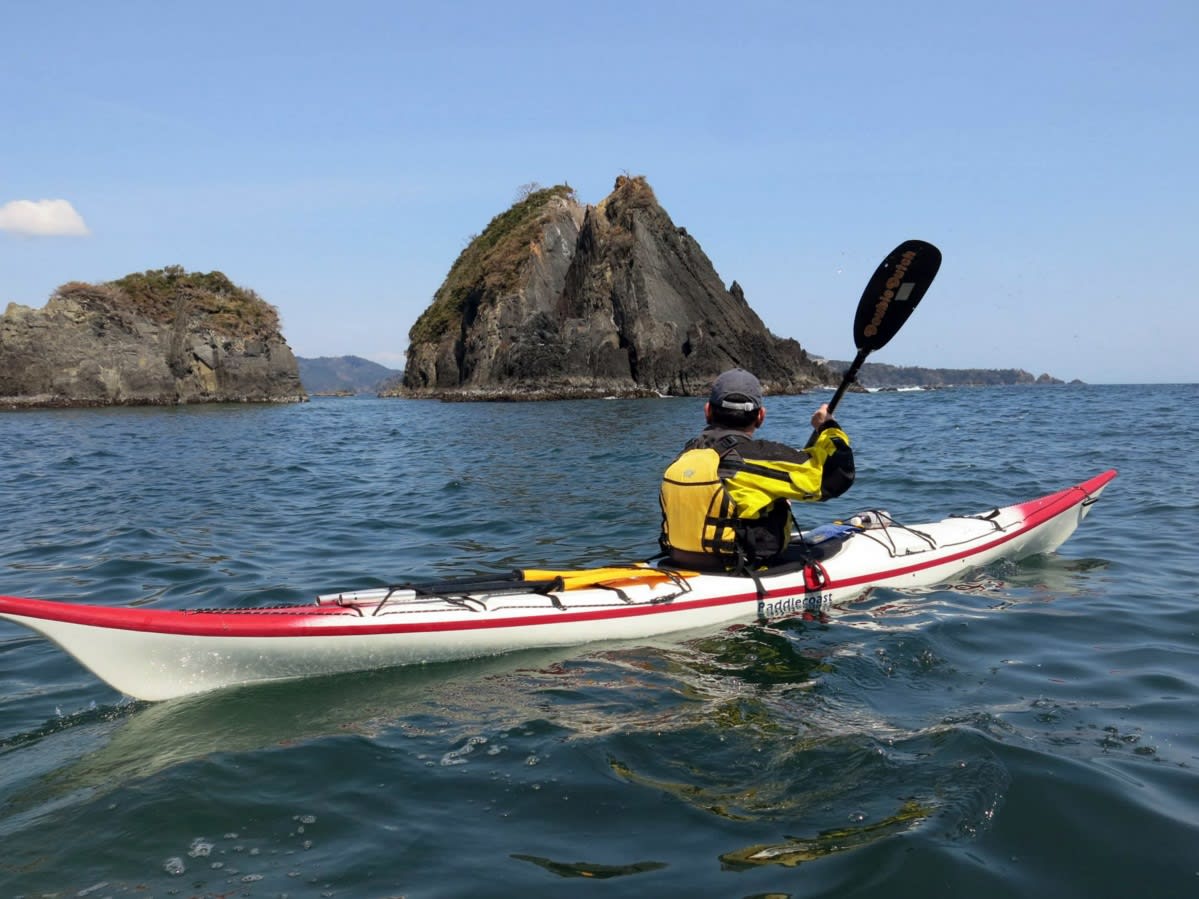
[810,403,831,430]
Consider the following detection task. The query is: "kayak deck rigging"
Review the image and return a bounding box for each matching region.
[317,566,698,617]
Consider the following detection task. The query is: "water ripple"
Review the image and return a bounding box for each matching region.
[1,387,1197,896]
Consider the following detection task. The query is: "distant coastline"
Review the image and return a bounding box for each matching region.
[821,360,1077,389]
[300,355,1080,397]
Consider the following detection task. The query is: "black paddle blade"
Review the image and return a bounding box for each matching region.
[852,239,941,352]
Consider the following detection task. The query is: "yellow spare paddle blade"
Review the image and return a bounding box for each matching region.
[520,565,696,591]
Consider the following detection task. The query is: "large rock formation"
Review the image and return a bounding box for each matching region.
[1,267,305,407]
[393,176,830,399]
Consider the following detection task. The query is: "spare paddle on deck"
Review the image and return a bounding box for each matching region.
[807,239,942,446]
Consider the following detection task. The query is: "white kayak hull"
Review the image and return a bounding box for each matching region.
[0,470,1116,701]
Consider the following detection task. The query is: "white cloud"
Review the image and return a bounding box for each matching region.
[0,198,91,237]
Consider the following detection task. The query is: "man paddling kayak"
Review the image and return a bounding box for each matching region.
[659,368,855,570]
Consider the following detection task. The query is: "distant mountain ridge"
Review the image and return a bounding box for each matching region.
[825,360,1073,388]
[297,355,400,394]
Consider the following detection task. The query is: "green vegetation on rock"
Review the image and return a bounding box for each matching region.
[56,265,281,338]
[408,185,577,345]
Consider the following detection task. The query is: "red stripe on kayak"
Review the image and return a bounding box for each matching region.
[0,470,1116,639]
[0,588,765,636]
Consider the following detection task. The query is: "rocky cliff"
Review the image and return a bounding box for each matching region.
[392,176,829,400]
[1,267,305,408]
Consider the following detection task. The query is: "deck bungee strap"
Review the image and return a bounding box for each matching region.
[329,575,566,616]
[404,576,563,596]
[323,565,701,616]
[951,508,1003,526]
[597,568,695,604]
[844,515,938,557]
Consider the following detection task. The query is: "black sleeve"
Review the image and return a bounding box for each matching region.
[820,435,855,499]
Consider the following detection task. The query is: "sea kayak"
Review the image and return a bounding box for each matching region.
[0,470,1116,702]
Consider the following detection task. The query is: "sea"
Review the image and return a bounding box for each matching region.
[0,383,1195,898]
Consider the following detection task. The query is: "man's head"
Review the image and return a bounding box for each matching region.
[706,368,766,430]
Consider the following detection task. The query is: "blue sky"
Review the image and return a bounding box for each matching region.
[2,0,1195,384]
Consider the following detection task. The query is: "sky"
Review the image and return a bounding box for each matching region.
[2,0,1195,384]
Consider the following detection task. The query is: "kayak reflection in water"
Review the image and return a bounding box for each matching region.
[659,368,856,571]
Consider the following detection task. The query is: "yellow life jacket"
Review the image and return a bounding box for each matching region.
[659,445,741,559]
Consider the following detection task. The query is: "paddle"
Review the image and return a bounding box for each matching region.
[806,239,942,446]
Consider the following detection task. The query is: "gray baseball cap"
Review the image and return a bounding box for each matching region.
[709,368,763,412]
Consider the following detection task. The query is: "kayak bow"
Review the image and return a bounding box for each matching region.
[0,470,1116,701]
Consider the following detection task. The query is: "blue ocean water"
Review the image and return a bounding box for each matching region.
[0,384,1196,897]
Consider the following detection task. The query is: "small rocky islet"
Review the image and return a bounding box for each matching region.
[2,176,1066,409]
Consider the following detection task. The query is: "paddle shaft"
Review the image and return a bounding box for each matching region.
[805,348,867,447]
[824,348,868,419]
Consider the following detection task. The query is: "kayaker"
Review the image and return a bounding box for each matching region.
[659,368,855,570]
